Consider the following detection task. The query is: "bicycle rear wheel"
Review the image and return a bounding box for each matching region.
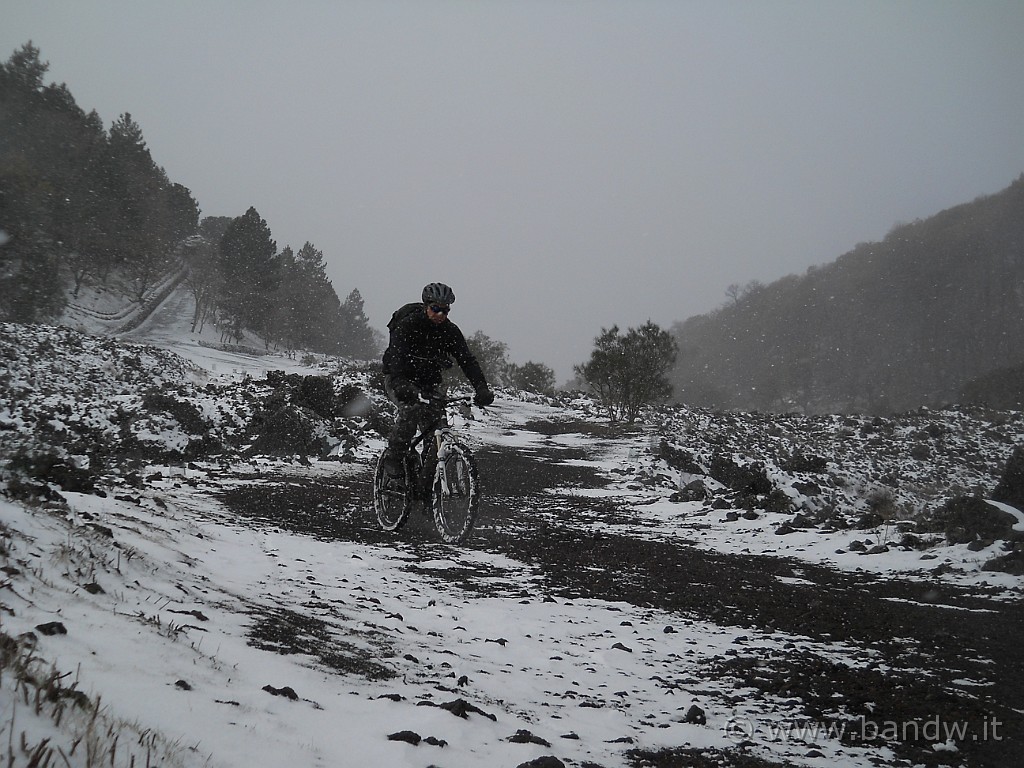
[431,443,480,543]
[373,448,413,531]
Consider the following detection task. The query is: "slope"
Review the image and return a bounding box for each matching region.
[672,174,1024,414]
[0,311,1022,767]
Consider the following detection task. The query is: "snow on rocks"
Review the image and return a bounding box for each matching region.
[1,322,1022,767]
[492,389,1024,593]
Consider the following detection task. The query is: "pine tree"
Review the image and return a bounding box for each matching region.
[217,207,278,343]
[0,42,66,320]
[337,288,378,359]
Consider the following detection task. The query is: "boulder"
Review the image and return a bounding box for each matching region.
[515,758,566,768]
[983,549,1024,576]
[673,480,709,502]
[507,730,551,747]
[709,454,773,496]
[682,704,707,725]
[387,731,421,745]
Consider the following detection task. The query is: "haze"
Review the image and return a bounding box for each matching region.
[4,1,1024,381]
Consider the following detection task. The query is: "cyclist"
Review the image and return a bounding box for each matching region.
[381,282,494,476]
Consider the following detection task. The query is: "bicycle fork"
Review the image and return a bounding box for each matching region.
[432,427,457,496]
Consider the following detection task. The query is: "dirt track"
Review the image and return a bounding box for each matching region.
[218,424,1024,768]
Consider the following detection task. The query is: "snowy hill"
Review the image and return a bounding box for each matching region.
[1,294,1023,768]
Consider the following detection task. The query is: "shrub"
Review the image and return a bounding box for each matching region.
[992,445,1024,510]
[574,322,677,422]
[141,392,208,434]
[919,495,1018,544]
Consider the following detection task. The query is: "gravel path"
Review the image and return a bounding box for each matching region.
[217,420,1023,768]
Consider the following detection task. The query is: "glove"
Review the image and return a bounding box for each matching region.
[418,387,439,405]
[473,385,495,407]
[390,378,420,405]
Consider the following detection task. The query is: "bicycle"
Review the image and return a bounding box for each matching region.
[372,394,482,543]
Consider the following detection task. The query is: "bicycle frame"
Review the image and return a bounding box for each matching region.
[374,394,481,543]
[434,425,458,495]
[408,395,473,460]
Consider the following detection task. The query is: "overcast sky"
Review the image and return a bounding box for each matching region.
[5,1,1024,381]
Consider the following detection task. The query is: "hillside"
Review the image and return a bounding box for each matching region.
[671,175,1024,414]
[1,303,1023,767]
[1,44,379,360]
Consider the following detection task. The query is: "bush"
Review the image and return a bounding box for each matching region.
[574,322,677,422]
[992,445,1024,510]
[141,392,209,434]
[780,453,829,473]
[508,361,556,395]
[919,495,1018,544]
[4,446,97,497]
[296,375,335,418]
[709,454,773,496]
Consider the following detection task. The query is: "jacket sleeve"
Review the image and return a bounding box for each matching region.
[448,326,487,389]
[383,320,412,375]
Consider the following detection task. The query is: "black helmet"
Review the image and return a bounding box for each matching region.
[422,282,456,305]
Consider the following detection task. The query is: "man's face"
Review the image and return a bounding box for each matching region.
[425,303,450,325]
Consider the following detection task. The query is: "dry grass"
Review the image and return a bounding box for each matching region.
[0,624,204,768]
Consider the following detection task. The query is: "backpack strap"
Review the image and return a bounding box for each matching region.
[387,302,423,332]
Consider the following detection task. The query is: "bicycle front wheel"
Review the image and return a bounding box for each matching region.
[431,443,480,544]
[373,448,413,531]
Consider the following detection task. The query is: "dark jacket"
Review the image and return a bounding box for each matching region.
[382,303,486,390]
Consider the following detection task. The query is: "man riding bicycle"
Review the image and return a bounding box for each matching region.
[381,282,494,476]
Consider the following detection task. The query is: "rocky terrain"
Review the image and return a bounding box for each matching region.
[1,318,1023,767]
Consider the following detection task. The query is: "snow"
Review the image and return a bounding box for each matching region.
[0,486,888,768]
[1,287,1021,767]
[986,500,1024,532]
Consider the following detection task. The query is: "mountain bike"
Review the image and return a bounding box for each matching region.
[373,395,481,543]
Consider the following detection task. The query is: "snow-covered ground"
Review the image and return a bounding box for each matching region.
[0,476,886,768]
[1,286,1021,768]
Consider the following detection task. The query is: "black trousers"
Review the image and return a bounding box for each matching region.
[383,375,445,456]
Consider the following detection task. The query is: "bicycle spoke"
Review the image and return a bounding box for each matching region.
[373,449,413,531]
[432,444,480,543]
[375,397,481,543]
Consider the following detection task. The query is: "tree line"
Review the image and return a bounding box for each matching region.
[439,320,680,420]
[570,179,1024,419]
[0,41,682,406]
[184,210,378,358]
[443,330,558,396]
[0,42,377,359]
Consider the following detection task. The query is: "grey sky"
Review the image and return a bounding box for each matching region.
[5,1,1024,381]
